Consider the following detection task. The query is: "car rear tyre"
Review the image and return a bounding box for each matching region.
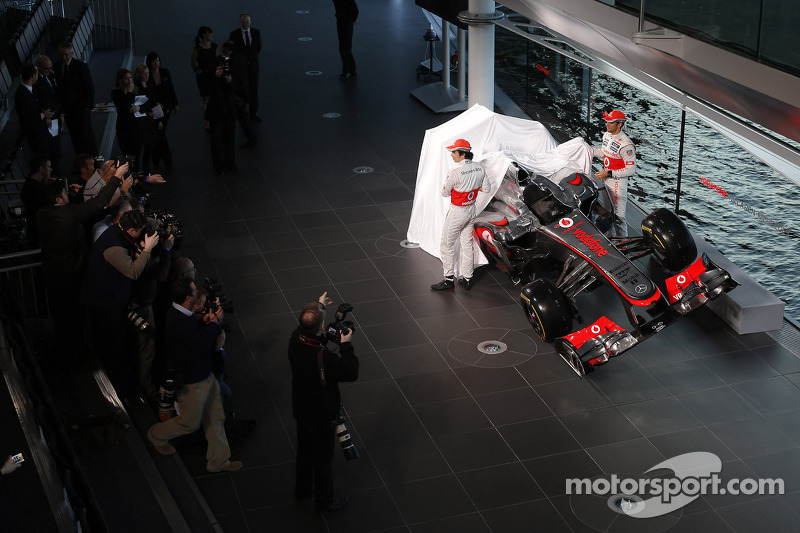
[641,208,697,272]
[520,278,572,342]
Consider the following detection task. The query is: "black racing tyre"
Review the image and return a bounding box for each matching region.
[641,208,697,272]
[520,278,572,342]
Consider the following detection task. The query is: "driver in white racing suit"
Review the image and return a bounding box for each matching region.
[432,139,490,291]
[591,110,636,237]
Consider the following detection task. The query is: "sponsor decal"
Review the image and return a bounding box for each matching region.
[560,220,608,258]
[557,217,574,229]
[535,63,550,76]
[635,284,647,294]
[699,176,795,238]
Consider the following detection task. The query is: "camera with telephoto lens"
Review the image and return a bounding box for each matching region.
[203,277,234,315]
[325,303,355,344]
[127,302,150,332]
[220,55,231,76]
[144,209,184,250]
[114,154,137,176]
[335,412,360,461]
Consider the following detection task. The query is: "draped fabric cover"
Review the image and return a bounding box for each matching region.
[408,104,594,273]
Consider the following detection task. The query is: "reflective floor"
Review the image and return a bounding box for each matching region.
[122,1,800,531]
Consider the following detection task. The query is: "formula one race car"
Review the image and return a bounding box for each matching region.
[473,162,738,376]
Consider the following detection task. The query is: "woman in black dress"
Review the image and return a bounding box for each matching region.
[147,51,179,170]
[133,63,160,174]
[190,26,217,130]
[111,68,140,158]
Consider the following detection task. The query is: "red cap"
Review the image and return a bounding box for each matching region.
[602,110,627,123]
[446,139,471,152]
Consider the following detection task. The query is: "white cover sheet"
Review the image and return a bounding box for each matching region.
[407,104,595,275]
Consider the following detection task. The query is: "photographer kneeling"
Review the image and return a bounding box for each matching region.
[289,292,359,513]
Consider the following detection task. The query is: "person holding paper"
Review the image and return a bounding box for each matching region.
[147,52,179,171]
[111,68,141,159]
[133,64,160,174]
[14,63,56,161]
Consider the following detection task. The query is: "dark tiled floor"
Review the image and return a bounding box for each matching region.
[120,0,800,531]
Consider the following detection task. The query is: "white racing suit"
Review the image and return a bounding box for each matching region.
[593,130,635,237]
[440,159,490,280]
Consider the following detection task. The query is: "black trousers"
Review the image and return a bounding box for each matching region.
[87,306,135,396]
[336,18,356,75]
[295,418,335,508]
[209,114,235,172]
[234,97,256,141]
[153,113,173,169]
[65,109,97,155]
[246,60,259,116]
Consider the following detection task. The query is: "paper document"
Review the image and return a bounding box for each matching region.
[133,95,149,117]
[150,104,164,120]
[48,118,59,137]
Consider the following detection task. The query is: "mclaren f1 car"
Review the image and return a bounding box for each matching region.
[473,162,738,376]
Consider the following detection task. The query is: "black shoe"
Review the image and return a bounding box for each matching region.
[431,278,455,291]
[250,114,262,122]
[458,277,472,290]
[317,497,349,513]
[339,72,351,81]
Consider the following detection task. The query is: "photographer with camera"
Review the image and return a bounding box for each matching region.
[206,55,237,176]
[147,277,243,473]
[220,40,257,149]
[81,209,159,403]
[130,216,175,400]
[288,292,359,513]
[37,164,131,361]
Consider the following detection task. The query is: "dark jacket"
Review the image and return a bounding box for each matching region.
[333,0,359,21]
[21,176,47,246]
[81,224,150,310]
[151,67,179,110]
[33,73,61,116]
[204,73,235,123]
[228,27,261,64]
[166,305,221,384]
[36,176,121,286]
[226,51,250,101]
[54,57,94,114]
[14,84,52,154]
[288,326,359,422]
[111,88,140,151]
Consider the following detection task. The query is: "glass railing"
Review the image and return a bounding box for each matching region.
[597,0,800,76]
[494,20,800,320]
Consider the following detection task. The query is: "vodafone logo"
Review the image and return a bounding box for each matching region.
[677,275,686,284]
[481,230,492,241]
[590,325,601,334]
[467,191,476,201]
[558,218,574,229]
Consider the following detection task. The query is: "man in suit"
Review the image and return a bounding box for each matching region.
[55,41,97,155]
[34,54,62,167]
[14,63,54,159]
[228,13,262,121]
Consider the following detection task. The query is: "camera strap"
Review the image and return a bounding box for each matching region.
[317,347,326,386]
